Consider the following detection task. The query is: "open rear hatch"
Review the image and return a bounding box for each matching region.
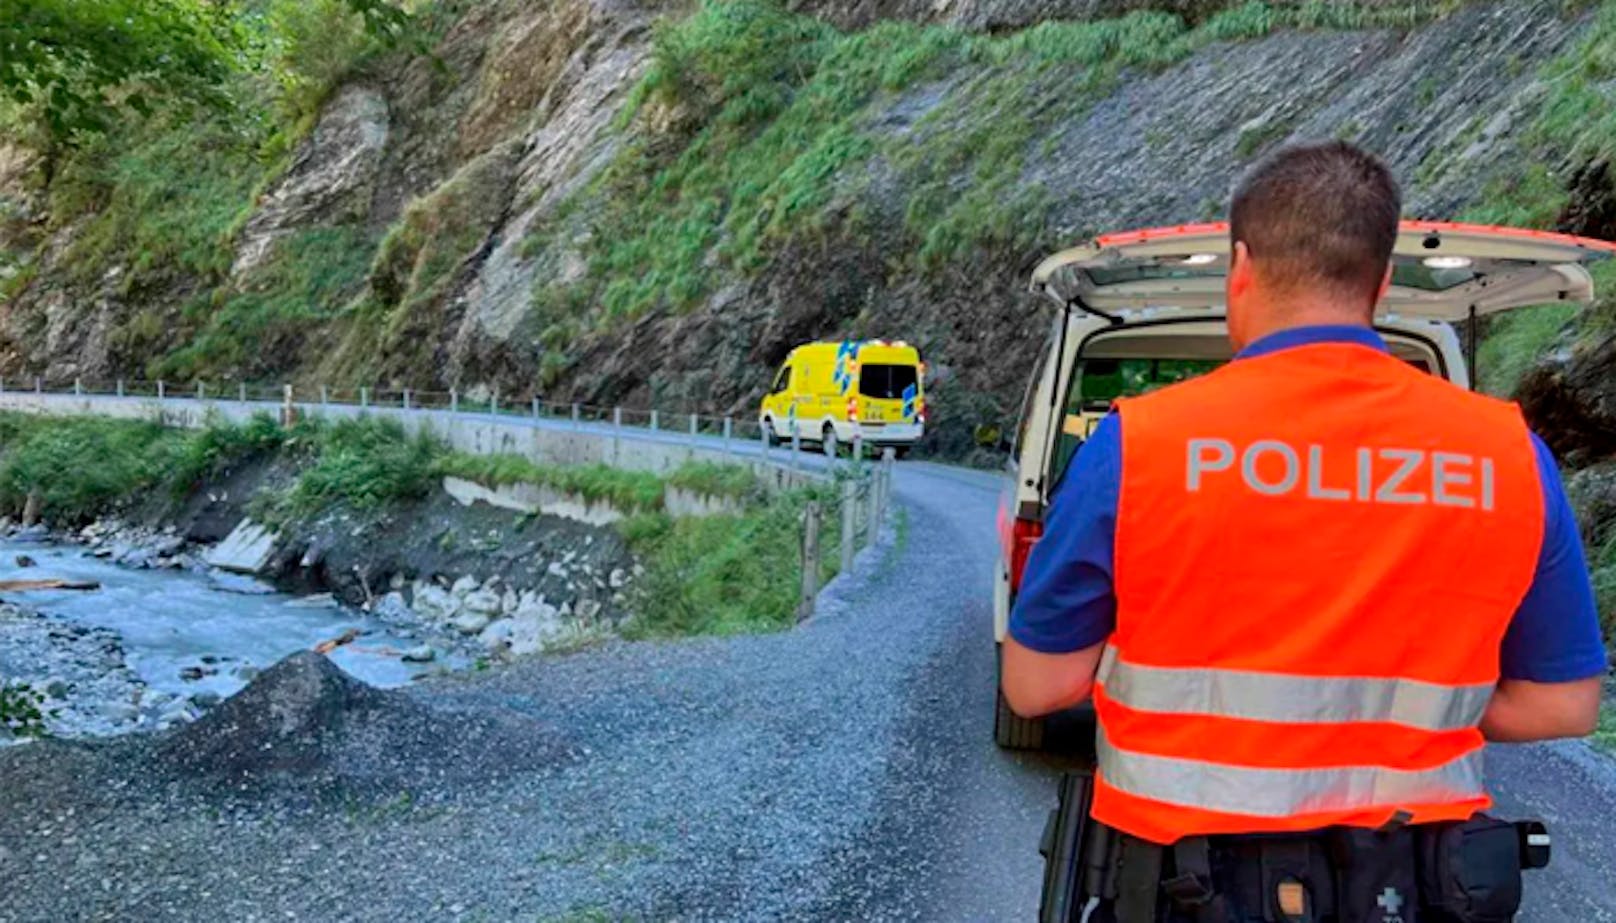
[1030,221,1616,320]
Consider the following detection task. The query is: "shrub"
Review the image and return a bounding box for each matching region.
[0,681,47,738]
[169,413,287,496]
[274,417,443,519]
[0,415,182,522]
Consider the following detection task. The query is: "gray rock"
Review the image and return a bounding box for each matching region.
[43,678,69,699]
[400,645,437,664]
[191,692,222,711]
[233,665,261,683]
[608,568,628,589]
[14,554,35,567]
[478,619,515,653]
[450,575,480,599]
[99,701,138,723]
[461,588,502,616]
[451,611,493,636]
[230,86,390,278]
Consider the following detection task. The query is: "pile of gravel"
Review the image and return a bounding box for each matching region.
[158,651,573,798]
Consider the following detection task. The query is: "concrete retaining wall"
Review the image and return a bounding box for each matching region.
[0,392,825,494]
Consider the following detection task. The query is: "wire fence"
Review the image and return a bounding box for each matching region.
[796,452,896,622]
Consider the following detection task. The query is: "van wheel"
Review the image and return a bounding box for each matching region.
[995,646,1046,751]
[822,424,840,458]
[762,418,780,447]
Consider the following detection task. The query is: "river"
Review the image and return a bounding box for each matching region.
[0,537,444,707]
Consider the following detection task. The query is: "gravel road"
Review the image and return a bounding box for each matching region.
[1,420,1613,921]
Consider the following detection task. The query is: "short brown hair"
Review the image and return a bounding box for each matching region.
[1230,141,1402,305]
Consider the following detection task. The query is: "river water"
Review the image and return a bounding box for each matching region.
[0,537,438,702]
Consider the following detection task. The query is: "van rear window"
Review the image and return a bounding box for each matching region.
[859,364,918,399]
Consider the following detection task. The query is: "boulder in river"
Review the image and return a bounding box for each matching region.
[14,555,35,568]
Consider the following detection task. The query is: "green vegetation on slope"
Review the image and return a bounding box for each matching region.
[526,0,1459,334]
[620,481,836,637]
[1469,3,1616,396]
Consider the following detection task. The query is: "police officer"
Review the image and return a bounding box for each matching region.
[1002,142,1607,921]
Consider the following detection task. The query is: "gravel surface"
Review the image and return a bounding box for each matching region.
[0,419,1613,921]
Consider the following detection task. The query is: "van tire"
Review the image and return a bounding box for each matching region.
[995,645,1046,750]
[762,418,780,447]
[822,424,840,458]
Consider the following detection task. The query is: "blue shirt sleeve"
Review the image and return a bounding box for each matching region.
[1008,413,1120,654]
[1499,434,1610,682]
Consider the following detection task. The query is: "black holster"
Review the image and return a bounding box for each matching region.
[1037,771,1550,923]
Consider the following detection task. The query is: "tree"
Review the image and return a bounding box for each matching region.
[0,0,414,172]
[0,1,237,147]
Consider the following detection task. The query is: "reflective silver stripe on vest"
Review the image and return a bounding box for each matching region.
[1097,648,1493,732]
[1097,730,1485,818]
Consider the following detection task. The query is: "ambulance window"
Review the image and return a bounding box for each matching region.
[859,364,918,399]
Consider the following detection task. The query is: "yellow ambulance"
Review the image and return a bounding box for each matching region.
[759,340,925,457]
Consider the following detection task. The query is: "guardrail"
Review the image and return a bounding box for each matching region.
[0,378,896,620]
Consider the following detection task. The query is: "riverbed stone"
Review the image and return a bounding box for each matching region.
[451,611,493,636]
[478,619,515,653]
[451,576,480,598]
[410,582,457,621]
[461,588,502,616]
[401,645,437,663]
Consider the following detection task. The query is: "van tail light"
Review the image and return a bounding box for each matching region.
[1009,517,1044,593]
[847,398,858,421]
[918,399,927,424]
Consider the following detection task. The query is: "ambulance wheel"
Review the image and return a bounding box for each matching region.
[822,424,840,458]
[995,646,1046,751]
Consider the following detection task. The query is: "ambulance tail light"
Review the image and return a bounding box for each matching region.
[1009,518,1044,593]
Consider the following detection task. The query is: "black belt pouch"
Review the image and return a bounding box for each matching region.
[1416,816,1523,923]
[1331,828,1419,923]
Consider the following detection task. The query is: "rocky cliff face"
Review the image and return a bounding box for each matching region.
[0,0,1608,459]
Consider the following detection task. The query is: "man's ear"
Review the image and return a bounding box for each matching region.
[1373,262,1394,309]
[1228,241,1254,298]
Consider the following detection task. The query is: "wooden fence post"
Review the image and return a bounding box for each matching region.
[798,501,822,621]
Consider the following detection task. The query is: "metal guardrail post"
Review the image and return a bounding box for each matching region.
[689,413,698,444]
[34,377,41,394]
[117,380,124,398]
[613,407,622,428]
[840,479,858,574]
[74,378,81,396]
[403,389,412,411]
[760,424,771,458]
[198,382,205,401]
[798,501,822,622]
[320,385,329,408]
[282,384,294,426]
[790,421,801,470]
[531,397,539,419]
[650,409,659,431]
[360,386,369,409]
[157,380,165,400]
[451,389,459,414]
[572,403,580,429]
[490,391,497,416]
[238,382,247,403]
[851,433,863,467]
[723,417,733,452]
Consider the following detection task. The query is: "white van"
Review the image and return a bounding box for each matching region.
[993,221,1616,750]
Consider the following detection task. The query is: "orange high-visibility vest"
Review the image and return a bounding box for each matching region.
[1097,340,1544,845]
